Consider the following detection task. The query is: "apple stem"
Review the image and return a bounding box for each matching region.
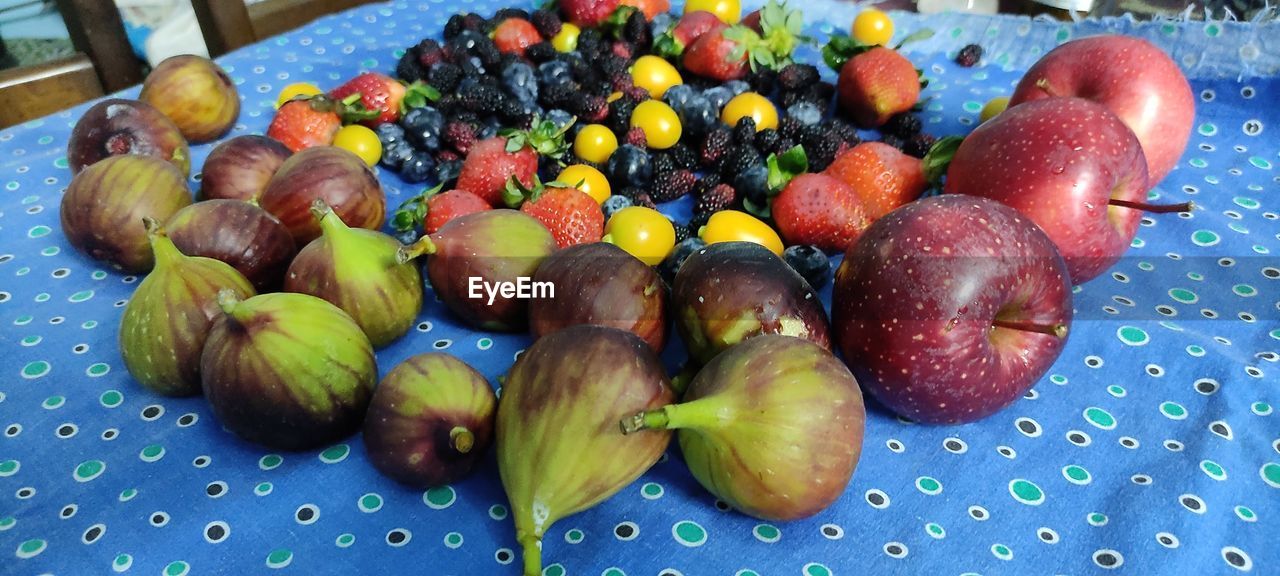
[449,426,474,454]
[1108,199,1195,214]
[992,318,1068,338]
[396,236,437,264]
[1034,78,1062,98]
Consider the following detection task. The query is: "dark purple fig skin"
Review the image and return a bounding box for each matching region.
[260,147,385,244]
[529,242,667,353]
[672,241,830,366]
[68,98,191,175]
[401,209,557,332]
[60,155,192,272]
[166,199,297,291]
[364,353,496,488]
[199,135,291,202]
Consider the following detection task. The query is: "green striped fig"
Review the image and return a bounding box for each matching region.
[119,218,255,396]
[497,325,674,575]
[201,290,377,451]
[284,199,421,348]
[623,335,865,521]
[363,353,497,488]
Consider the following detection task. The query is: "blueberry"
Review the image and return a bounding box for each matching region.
[702,86,733,111]
[402,107,445,150]
[786,102,822,126]
[380,140,415,171]
[724,80,749,96]
[606,145,653,189]
[375,123,406,147]
[601,194,634,220]
[538,60,572,87]
[649,12,674,37]
[501,62,538,104]
[434,159,463,189]
[677,95,718,136]
[395,229,422,245]
[733,164,770,207]
[663,84,697,113]
[783,244,831,290]
[401,151,437,183]
[545,108,575,132]
[660,237,707,282]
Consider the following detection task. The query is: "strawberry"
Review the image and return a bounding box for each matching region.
[683,28,749,81]
[681,0,805,82]
[560,0,621,27]
[654,10,726,59]
[741,9,762,32]
[772,172,871,252]
[836,47,921,128]
[425,189,492,234]
[456,117,573,207]
[493,18,542,56]
[330,72,439,126]
[510,181,605,248]
[267,97,342,152]
[619,0,670,20]
[823,141,925,219]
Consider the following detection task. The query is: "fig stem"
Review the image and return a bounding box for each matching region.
[992,318,1068,338]
[216,289,243,317]
[449,426,474,454]
[143,217,184,266]
[309,198,332,222]
[518,534,542,576]
[1108,199,1195,214]
[396,236,437,265]
[620,408,672,435]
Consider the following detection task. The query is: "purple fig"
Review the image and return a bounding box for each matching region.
[672,241,830,366]
[399,209,556,332]
[498,325,674,574]
[166,199,296,292]
[201,290,376,451]
[139,55,239,143]
[60,155,193,272]
[199,135,291,202]
[119,218,255,396]
[363,353,496,488]
[260,146,385,245]
[68,98,190,175]
[623,335,865,520]
[285,200,422,348]
[529,242,667,352]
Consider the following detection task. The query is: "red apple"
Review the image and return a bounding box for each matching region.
[944,97,1192,284]
[832,195,1073,424]
[1009,35,1194,187]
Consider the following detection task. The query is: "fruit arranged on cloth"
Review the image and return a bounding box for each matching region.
[672,241,829,366]
[166,200,297,292]
[421,188,494,234]
[1010,35,1194,186]
[364,353,496,488]
[201,291,377,451]
[836,46,921,128]
[332,125,383,167]
[276,82,323,107]
[623,334,864,520]
[721,91,777,131]
[266,95,347,152]
[944,97,1190,284]
[512,183,605,248]
[684,0,741,23]
[456,122,570,207]
[654,9,726,58]
[630,54,684,98]
[119,219,255,397]
[496,325,674,575]
[60,155,193,273]
[772,173,870,253]
[330,71,438,127]
[284,200,423,348]
[681,0,804,82]
[851,8,893,46]
[698,209,784,255]
[399,209,556,331]
[823,141,925,220]
[139,55,240,143]
[198,135,292,202]
[68,98,190,175]
[260,146,386,244]
[529,242,668,352]
[603,205,677,265]
[560,0,621,26]
[557,163,611,203]
[833,195,1073,424]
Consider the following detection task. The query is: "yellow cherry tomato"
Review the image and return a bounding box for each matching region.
[980,96,1010,123]
[699,210,784,255]
[630,55,683,99]
[604,206,676,266]
[557,164,611,204]
[574,124,618,164]
[721,92,778,132]
[684,0,742,23]
[276,82,322,108]
[552,23,581,53]
[630,100,682,150]
[852,9,894,47]
[332,125,382,167]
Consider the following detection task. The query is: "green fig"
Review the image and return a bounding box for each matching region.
[201,290,377,451]
[497,325,674,575]
[623,335,865,521]
[284,199,422,348]
[363,353,497,488]
[119,218,255,396]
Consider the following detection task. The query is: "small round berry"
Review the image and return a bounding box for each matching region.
[604,206,677,265]
[574,124,619,164]
[721,92,778,132]
[852,9,894,46]
[699,209,784,255]
[980,96,1010,123]
[557,164,611,204]
[552,23,581,53]
[275,82,322,108]
[684,0,742,23]
[630,100,683,150]
[631,55,684,99]
[332,125,382,167]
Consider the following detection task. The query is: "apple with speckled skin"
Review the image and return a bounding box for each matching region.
[832,195,1072,425]
[1009,35,1194,187]
[944,97,1193,284]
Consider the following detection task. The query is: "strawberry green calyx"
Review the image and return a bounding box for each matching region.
[501,174,576,209]
[922,135,964,188]
[753,0,808,68]
[500,115,575,159]
[602,5,639,39]
[400,80,441,112]
[825,27,935,72]
[391,183,446,232]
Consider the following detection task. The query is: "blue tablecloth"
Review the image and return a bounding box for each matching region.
[1,2,1278,575]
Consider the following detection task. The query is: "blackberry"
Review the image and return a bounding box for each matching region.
[472,36,502,69]
[880,134,905,151]
[526,42,557,64]
[650,169,696,202]
[695,183,737,215]
[605,97,638,134]
[436,149,461,163]
[396,51,427,83]
[883,113,923,139]
[754,128,782,155]
[427,63,463,93]
[955,44,983,68]
[624,127,649,148]
[598,54,630,79]
[802,127,841,171]
[778,63,820,92]
[443,121,478,155]
[830,118,862,145]
[699,126,732,167]
[458,83,505,114]
[687,212,712,237]
[719,144,763,181]
[617,186,646,201]
[622,84,650,102]
[903,133,938,159]
[732,117,757,145]
[577,28,605,58]
[462,13,487,33]
[539,82,577,110]
[651,152,676,179]
[498,99,533,127]
[745,68,778,95]
[443,14,467,40]
[779,116,805,141]
[691,172,721,200]
[531,9,562,38]
[623,11,651,49]
[573,94,609,122]
[415,39,446,68]
[632,192,656,209]
[668,143,698,170]
[671,222,692,244]
[494,8,530,21]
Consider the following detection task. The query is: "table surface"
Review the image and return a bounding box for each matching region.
[1,2,1278,575]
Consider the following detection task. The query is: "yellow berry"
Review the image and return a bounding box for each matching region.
[557,164,611,204]
[721,92,778,132]
[608,91,625,103]
[630,100,682,150]
[684,0,742,23]
[699,210,784,255]
[332,125,382,167]
[630,55,683,99]
[574,124,618,164]
[852,9,894,47]
[276,82,322,108]
[552,23,581,53]
[980,96,1010,123]
[604,206,676,266]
